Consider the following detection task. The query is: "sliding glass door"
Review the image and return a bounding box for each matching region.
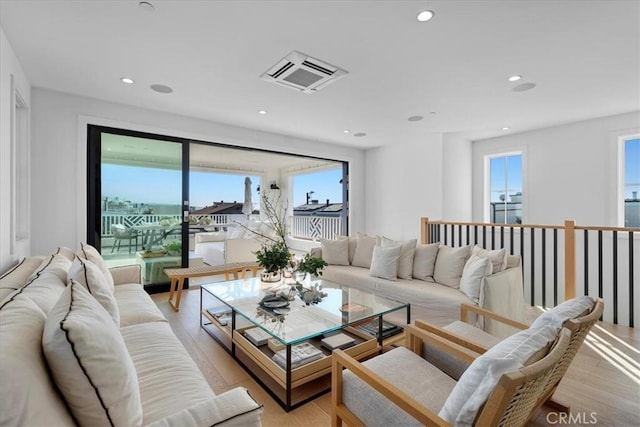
[87,126,189,291]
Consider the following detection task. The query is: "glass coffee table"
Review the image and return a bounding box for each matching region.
[200,276,410,411]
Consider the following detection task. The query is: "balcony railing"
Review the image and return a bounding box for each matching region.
[101,214,229,236]
[421,217,639,328]
[289,215,343,240]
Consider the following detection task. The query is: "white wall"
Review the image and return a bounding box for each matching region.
[30,88,365,256]
[442,133,472,221]
[364,135,444,240]
[472,111,640,226]
[0,28,31,271]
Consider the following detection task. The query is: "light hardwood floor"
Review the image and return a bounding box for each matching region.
[151,289,640,426]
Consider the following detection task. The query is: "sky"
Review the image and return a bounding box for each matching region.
[625,138,640,199]
[101,164,343,209]
[489,154,523,203]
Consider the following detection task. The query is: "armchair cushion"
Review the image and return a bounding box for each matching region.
[343,346,456,427]
[531,295,594,330]
[439,325,557,425]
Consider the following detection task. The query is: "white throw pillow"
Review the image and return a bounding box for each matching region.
[335,235,357,264]
[42,281,143,427]
[351,233,377,268]
[320,238,350,266]
[68,257,120,326]
[227,226,246,239]
[76,243,114,292]
[433,245,471,288]
[459,255,493,304]
[471,245,507,273]
[380,237,417,280]
[439,325,557,425]
[412,242,440,282]
[369,245,401,281]
[530,295,594,331]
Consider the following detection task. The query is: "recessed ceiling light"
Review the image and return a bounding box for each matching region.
[150,84,173,94]
[138,1,155,12]
[508,75,522,82]
[120,77,134,84]
[501,127,510,131]
[353,132,367,137]
[408,115,424,122]
[343,130,350,133]
[258,110,267,115]
[429,111,437,115]
[417,10,435,22]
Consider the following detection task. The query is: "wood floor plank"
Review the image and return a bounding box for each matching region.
[152,289,640,426]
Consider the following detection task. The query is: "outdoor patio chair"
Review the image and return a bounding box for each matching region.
[110,224,140,253]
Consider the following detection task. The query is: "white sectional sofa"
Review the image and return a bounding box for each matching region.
[0,245,263,427]
[312,234,527,338]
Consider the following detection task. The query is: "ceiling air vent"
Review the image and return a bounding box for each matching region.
[260,51,348,94]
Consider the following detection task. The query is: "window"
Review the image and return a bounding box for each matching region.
[10,77,29,254]
[488,153,522,224]
[624,137,640,227]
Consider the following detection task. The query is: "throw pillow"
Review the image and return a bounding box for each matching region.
[227,226,246,239]
[320,238,350,266]
[369,245,402,281]
[380,237,417,280]
[530,295,594,331]
[459,255,493,304]
[76,243,114,292]
[439,325,557,425]
[42,281,143,427]
[433,245,471,288]
[55,246,76,262]
[471,245,507,273]
[412,242,440,282]
[335,235,357,265]
[351,233,377,269]
[68,257,120,326]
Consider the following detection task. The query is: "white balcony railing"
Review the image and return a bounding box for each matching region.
[289,216,343,240]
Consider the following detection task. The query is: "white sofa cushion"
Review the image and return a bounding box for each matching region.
[321,238,350,266]
[77,242,115,292]
[369,245,401,280]
[471,245,507,272]
[114,284,168,327]
[434,245,471,288]
[336,235,358,264]
[412,242,439,282]
[43,281,143,427]
[380,237,416,280]
[439,325,557,425]
[352,233,377,268]
[195,232,227,243]
[68,257,120,326]
[459,255,493,304]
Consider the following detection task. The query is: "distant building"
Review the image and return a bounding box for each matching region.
[190,201,247,215]
[293,201,343,217]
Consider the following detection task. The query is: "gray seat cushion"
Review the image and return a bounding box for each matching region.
[343,347,456,426]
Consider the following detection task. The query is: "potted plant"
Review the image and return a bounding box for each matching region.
[255,241,290,282]
[297,253,328,281]
[163,240,181,256]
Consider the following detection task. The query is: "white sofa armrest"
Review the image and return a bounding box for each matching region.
[109,265,142,286]
[480,264,527,339]
[145,388,263,427]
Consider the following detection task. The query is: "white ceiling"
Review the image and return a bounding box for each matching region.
[1,0,639,148]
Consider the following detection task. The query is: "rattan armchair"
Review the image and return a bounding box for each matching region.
[332,326,571,426]
[331,297,604,427]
